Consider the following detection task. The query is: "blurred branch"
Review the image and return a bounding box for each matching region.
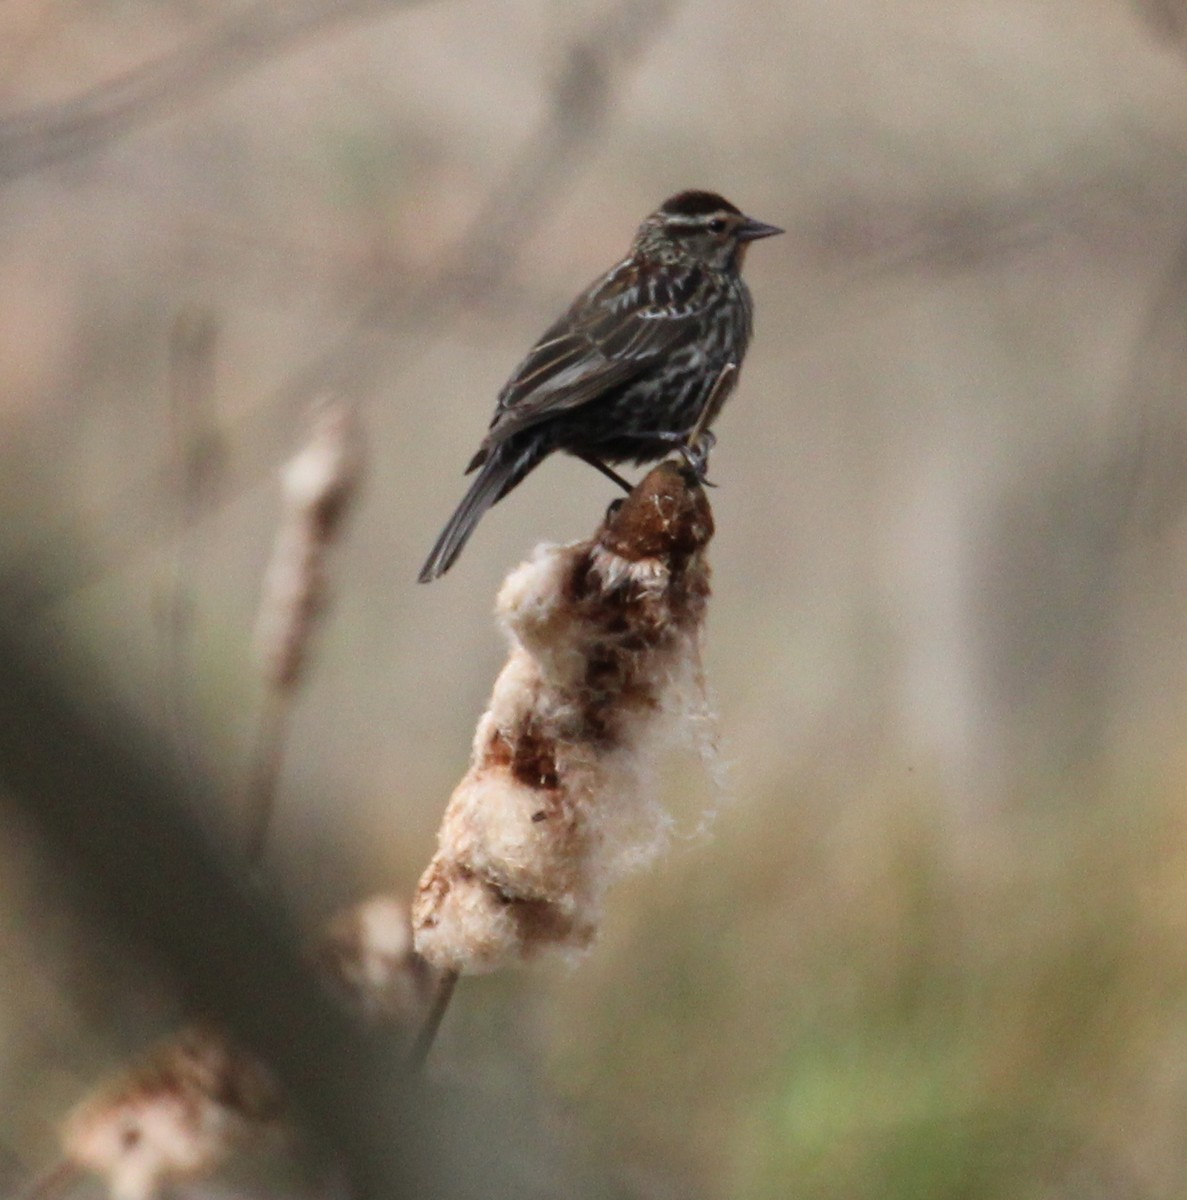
[1132,0,1187,45]
[0,605,420,1198]
[0,592,606,1199]
[222,0,682,399]
[0,0,433,185]
[436,0,680,294]
[807,171,1170,281]
[15,0,683,610]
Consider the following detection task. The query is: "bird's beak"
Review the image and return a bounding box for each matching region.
[737,216,784,242]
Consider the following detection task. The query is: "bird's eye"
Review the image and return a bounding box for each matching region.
[707,217,727,234]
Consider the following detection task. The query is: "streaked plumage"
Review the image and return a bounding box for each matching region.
[418,190,781,582]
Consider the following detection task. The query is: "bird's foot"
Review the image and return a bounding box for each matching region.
[647,429,717,485]
[677,430,717,487]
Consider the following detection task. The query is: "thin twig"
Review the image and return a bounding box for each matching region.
[0,617,471,1198]
[406,969,458,1073]
[16,0,685,612]
[0,0,435,185]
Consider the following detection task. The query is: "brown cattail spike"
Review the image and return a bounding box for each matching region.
[412,460,716,983]
[254,398,363,693]
[598,460,714,563]
[246,398,363,865]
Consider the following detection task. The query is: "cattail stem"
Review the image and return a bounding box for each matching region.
[407,969,459,1073]
[243,688,295,867]
[245,399,361,865]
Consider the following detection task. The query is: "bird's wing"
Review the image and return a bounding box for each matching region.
[473,262,711,455]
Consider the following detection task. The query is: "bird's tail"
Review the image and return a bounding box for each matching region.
[417,442,540,582]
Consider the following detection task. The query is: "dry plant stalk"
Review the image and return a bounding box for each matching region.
[58,1024,283,1200]
[246,398,363,864]
[313,893,434,1027]
[254,398,363,692]
[413,460,715,978]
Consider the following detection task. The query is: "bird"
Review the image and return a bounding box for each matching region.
[417,189,782,582]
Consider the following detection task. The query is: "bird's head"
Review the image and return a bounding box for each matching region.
[633,190,782,271]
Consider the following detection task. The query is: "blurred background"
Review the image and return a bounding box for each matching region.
[6,0,1187,1195]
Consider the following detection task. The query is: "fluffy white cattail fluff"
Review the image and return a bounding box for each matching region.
[60,1025,282,1200]
[413,461,715,975]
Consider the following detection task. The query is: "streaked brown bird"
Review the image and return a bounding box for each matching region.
[418,190,782,582]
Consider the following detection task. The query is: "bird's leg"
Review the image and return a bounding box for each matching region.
[691,362,737,444]
[679,362,738,486]
[643,429,718,485]
[576,451,634,493]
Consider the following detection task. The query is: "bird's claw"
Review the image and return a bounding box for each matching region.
[678,430,717,486]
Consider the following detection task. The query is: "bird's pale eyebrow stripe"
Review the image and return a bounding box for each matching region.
[661,215,728,235]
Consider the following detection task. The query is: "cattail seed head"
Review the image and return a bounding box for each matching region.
[60,1025,283,1200]
[314,893,434,1026]
[254,398,363,692]
[413,462,715,975]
